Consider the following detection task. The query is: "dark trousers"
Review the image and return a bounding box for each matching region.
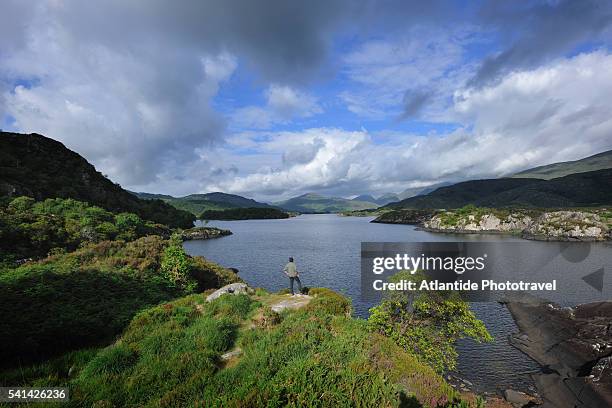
[289,276,302,294]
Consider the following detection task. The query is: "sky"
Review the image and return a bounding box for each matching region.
[1,0,612,201]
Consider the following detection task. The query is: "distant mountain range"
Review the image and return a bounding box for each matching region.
[0,132,195,228]
[511,149,612,180]
[131,191,274,216]
[352,194,399,206]
[275,193,378,213]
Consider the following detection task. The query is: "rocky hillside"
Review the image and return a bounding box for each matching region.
[0,132,195,228]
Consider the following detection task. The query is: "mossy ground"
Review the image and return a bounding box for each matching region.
[0,289,479,408]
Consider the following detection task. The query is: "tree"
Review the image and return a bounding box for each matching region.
[368,271,492,373]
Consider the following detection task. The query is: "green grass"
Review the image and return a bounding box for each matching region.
[0,236,239,367]
[2,290,474,407]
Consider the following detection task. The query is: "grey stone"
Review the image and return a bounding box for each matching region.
[206,283,250,302]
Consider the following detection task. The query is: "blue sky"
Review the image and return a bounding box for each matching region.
[1,1,612,200]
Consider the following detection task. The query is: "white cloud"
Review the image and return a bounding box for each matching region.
[231,84,322,129]
[1,3,236,188]
[215,51,612,200]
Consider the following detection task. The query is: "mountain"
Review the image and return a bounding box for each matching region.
[352,193,399,206]
[376,193,401,205]
[132,191,274,216]
[352,194,377,203]
[387,169,612,209]
[397,182,453,200]
[0,132,195,228]
[275,193,378,213]
[512,149,612,180]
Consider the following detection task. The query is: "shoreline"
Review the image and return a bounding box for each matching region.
[502,293,612,407]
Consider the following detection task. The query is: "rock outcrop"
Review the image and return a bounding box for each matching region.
[206,283,252,302]
[424,212,532,233]
[419,209,611,241]
[523,211,610,241]
[181,227,232,240]
[502,294,612,407]
[270,294,312,313]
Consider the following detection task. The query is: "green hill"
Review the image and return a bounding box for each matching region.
[0,288,476,407]
[387,169,612,209]
[0,132,195,229]
[512,149,612,179]
[132,191,274,217]
[275,193,378,213]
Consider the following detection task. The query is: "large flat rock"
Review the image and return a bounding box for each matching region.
[270,295,312,313]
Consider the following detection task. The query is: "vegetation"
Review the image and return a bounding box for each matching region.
[371,209,437,224]
[387,169,612,209]
[0,235,240,366]
[0,196,171,262]
[1,289,482,407]
[0,132,195,228]
[133,191,275,217]
[201,207,290,220]
[369,272,492,373]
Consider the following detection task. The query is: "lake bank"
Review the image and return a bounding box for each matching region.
[503,293,612,407]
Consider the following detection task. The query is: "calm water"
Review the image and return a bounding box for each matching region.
[184,214,611,394]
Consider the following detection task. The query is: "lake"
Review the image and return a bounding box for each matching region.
[183,214,611,395]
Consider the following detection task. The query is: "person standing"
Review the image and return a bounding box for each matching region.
[284,257,303,296]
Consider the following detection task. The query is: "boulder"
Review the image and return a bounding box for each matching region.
[270,295,312,313]
[206,283,251,302]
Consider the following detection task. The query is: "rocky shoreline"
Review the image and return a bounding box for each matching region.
[180,226,232,241]
[502,293,612,407]
[373,209,611,241]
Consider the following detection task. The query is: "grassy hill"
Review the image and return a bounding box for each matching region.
[0,195,240,366]
[512,149,612,180]
[0,132,195,228]
[387,169,612,209]
[276,193,378,213]
[133,191,274,217]
[0,288,481,407]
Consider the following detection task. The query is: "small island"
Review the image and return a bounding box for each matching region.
[373,205,612,241]
[200,207,291,220]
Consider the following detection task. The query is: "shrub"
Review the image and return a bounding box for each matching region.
[306,287,352,316]
[0,236,238,367]
[0,197,171,262]
[160,234,195,290]
[369,272,492,373]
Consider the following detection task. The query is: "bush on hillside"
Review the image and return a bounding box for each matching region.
[0,236,240,366]
[0,196,170,262]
